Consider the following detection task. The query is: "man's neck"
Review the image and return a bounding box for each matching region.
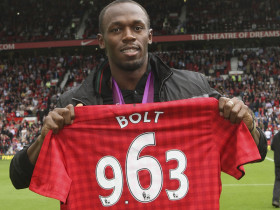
[110,64,148,91]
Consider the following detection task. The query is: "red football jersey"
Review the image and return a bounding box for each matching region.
[29,98,261,210]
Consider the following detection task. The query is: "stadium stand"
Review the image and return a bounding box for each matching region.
[0,0,279,42]
[0,0,279,154]
[0,0,88,43]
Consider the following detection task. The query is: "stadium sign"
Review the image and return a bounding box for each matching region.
[0,43,15,50]
[154,30,280,42]
[0,155,14,160]
[1,30,280,51]
[191,31,280,41]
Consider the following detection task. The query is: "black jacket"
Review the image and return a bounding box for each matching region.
[272,132,280,166]
[10,53,267,189]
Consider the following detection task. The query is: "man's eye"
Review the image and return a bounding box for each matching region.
[135,26,143,31]
[112,28,120,33]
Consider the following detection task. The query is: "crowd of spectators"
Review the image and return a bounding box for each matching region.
[207,47,280,139]
[0,0,280,43]
[179,0,280,34]
[0,53,102,154]
[0,0,88,43]
[1,46,280,155]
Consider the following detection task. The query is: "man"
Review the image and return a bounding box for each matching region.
[10,0,266,190]
[272,132,280,207]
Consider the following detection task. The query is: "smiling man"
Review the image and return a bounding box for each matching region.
[97,0,153,91]
[10,0,267,205]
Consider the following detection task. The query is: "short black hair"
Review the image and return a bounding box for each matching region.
[98,0,150,34]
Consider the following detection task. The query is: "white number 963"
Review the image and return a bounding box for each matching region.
[96,132,189,206]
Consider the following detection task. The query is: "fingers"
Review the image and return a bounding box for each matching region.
[219,97,235,118]
[41,104,75,137]
[42,113,62,135]
[65,104,75,123]
[219,97,250,124]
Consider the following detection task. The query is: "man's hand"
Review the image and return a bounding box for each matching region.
[218,97,259,145]
[218,97,253,129]
[28,104,76,165]
[40,104,75,140]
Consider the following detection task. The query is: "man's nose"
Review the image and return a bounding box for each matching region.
[122,28,136,42]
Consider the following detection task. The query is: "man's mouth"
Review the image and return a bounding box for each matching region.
[120,46,140,54]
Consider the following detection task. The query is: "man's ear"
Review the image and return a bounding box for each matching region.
[148,29,153,44]
[97,33,105,49]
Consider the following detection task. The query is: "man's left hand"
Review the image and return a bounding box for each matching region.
[218,97,254,131]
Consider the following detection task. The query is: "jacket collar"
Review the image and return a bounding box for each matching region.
[72,53,172,105]
[148,53,172,87]
[71,67,101,105]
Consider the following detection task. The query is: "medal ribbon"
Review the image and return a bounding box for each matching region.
[112,71,154,105]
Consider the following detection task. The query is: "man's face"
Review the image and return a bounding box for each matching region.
[98,2,152,72]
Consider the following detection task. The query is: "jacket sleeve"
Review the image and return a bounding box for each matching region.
[9,146,35,189]
[272,132,280,165]
[256,127,267,161]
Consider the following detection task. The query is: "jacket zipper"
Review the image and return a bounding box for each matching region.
[159,71,173,102]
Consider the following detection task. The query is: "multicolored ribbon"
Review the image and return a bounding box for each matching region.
[112,71,154,105]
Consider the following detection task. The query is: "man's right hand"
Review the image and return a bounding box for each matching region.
[27,104,76,165]
[40,104,75,140]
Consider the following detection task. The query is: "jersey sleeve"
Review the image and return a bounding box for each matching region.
[29,131,72,203]
[213,108,261,180]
